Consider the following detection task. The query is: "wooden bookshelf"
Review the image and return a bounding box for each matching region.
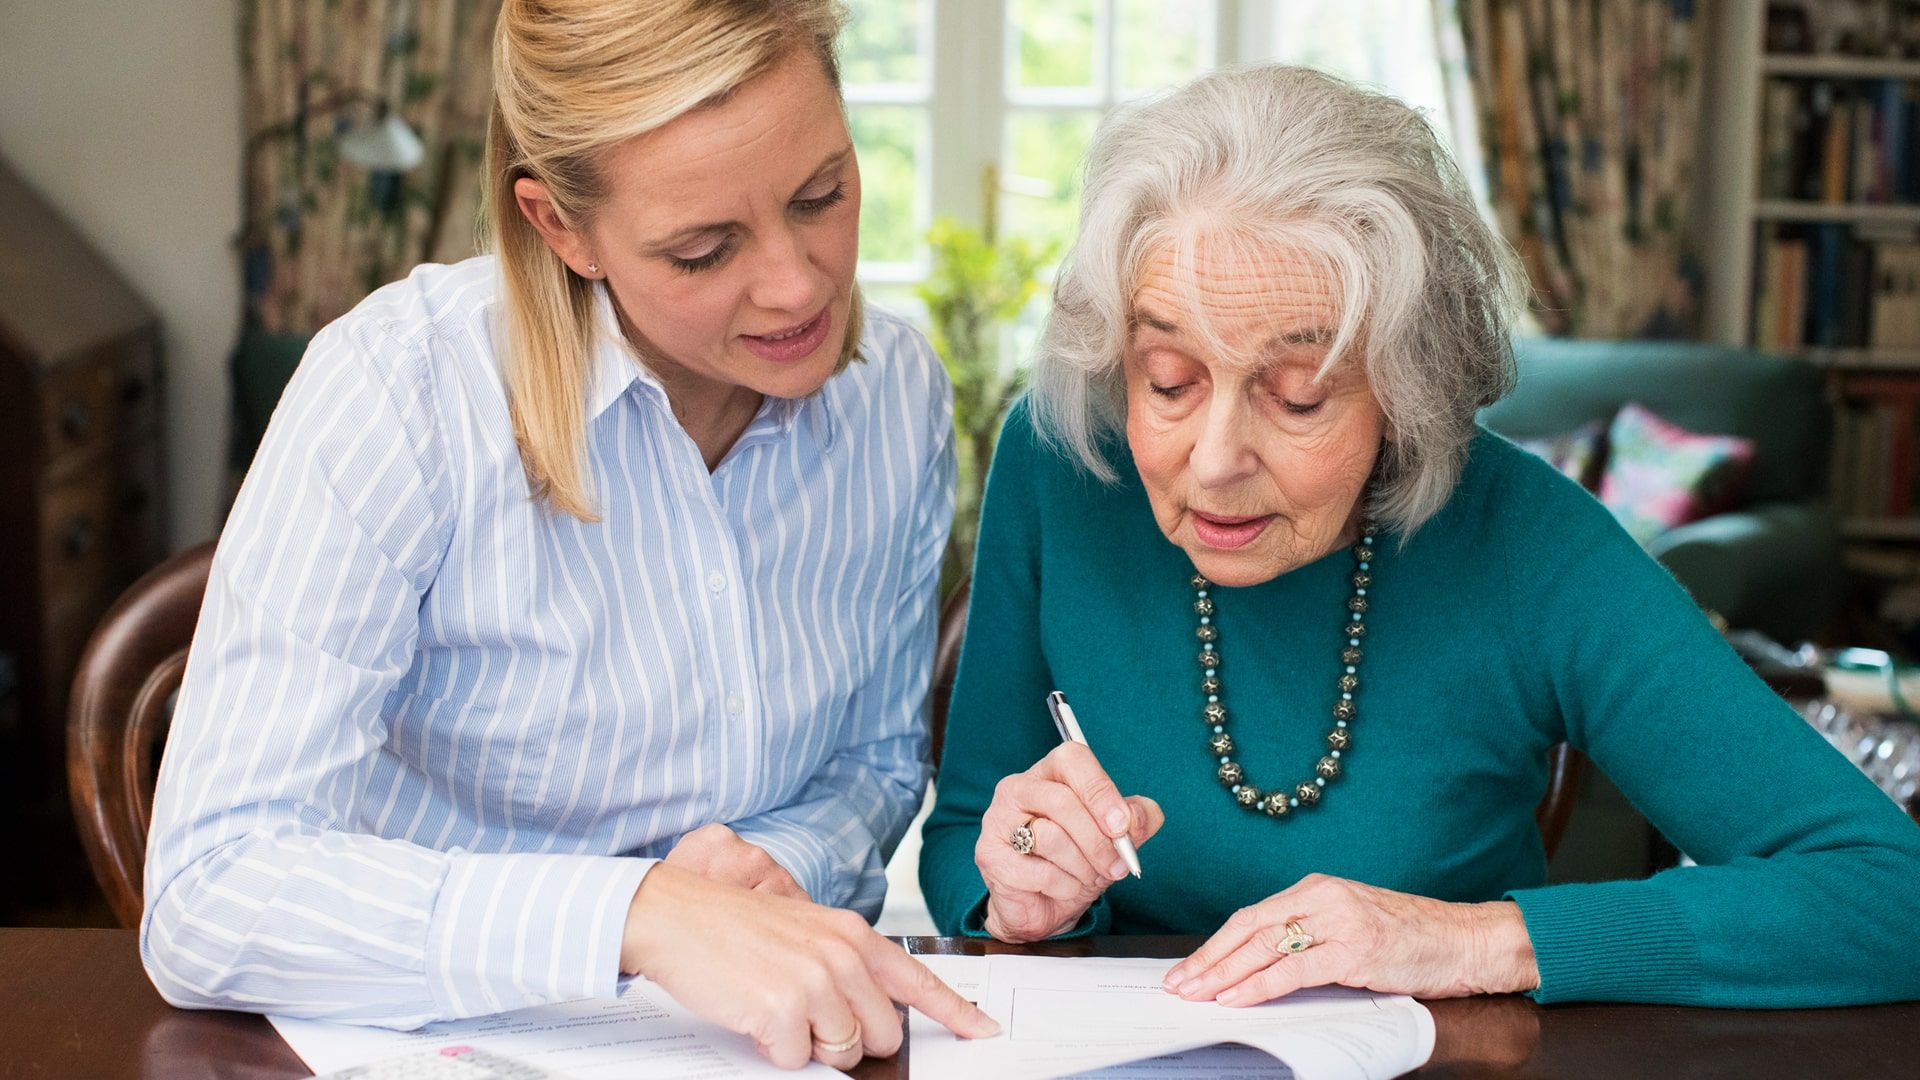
[1752,199,1920,225]
[1762,53,1920,80]
[1702,6,1920,545]
[1843,517,1920,541]
[1802,347,1920,370]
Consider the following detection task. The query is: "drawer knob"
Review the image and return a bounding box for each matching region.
[61,402,93,441]
[63,517,95,558]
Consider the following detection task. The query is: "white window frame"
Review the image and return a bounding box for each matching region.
[850,0,1465,289]
[850,1,1273,287]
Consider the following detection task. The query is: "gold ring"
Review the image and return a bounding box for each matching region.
[1009,820,1036,854]
[1277,920,1315,955]
[813,1025,862,1056]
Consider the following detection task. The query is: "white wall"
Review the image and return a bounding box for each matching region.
[0,0,244,548]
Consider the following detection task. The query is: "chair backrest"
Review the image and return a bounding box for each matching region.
[928,574,1586,860]
[67,541,214,928]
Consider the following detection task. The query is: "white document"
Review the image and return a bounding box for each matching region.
[268,977,837,1079]
[910,955,1432,1080]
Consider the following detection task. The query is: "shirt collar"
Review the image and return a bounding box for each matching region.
[585,282,662,421]
[584,281,838,452]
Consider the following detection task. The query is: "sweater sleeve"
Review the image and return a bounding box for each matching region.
[1495,454,1920,1007]
[918,402,1112,938]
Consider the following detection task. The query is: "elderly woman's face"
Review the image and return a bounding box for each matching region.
[586,47,861,401]
[1125,244,1386,587]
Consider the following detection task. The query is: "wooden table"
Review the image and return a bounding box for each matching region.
[4,928,1917,1078]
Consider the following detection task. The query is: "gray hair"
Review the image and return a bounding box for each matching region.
[1029,64,1527,535]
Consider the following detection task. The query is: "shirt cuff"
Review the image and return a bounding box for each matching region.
[728,816,837,907]
[425,852,655,1018]
[1506,880,1701,1004]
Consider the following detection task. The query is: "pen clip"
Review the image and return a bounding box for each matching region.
[1045,691,1072,742]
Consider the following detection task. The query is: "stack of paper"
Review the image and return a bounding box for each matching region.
[911,954,1433,1080]
[269,954,1431,1079]
[270,979,837,1078]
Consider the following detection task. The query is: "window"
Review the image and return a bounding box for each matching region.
[839,0,1479,318]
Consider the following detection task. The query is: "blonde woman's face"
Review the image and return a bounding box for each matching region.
[589,48,861,401]
[1124,242,1385,588]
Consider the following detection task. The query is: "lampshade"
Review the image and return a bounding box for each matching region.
[337,113,426,173]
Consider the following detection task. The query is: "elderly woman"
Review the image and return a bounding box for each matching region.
[143,0,993,1068]
[921,65,1920,1008]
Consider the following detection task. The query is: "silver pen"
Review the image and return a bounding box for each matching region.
[1045,691,1143,879]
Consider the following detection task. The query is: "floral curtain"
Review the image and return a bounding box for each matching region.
[240,0,498,336]
[1445,0,1706,338]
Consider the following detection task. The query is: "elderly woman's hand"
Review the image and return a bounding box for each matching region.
[1161,874,1539,1005]
[975,742,1164,942]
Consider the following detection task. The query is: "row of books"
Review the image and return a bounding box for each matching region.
[1759,77,1920,204]
[1832,377,1920,521]
[1751,223,1920,349]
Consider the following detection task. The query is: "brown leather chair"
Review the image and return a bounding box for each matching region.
[927,574,1586,859]
[67,541,214,928]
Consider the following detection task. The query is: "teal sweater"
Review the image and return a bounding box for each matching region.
[921,401,1920,1007]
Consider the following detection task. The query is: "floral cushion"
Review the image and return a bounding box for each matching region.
[1598,403,1756,545]
[1515,419,1609,492]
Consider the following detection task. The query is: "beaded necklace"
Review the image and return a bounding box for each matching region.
[1192,521,1375,817]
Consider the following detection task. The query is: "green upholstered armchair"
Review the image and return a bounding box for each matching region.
[1479,338,1842,645]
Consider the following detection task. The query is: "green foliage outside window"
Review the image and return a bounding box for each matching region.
[914,219,1055,590]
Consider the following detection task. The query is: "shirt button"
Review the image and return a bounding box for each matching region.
[707,571,726,593]
[726,693,744,716]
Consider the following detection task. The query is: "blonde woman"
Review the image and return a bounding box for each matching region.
[141,0,994,1068]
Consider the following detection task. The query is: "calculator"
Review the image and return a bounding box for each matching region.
[314,1045,562,1079]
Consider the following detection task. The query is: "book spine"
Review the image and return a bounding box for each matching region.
[1823,87,1850,202]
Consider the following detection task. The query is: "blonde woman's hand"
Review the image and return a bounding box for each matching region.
[1160,874,1540,1006]
[975,742,1164,943]
[664,823,808,899]
[621,863,1000,1071]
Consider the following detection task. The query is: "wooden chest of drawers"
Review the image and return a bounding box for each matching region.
[0,159,169,823]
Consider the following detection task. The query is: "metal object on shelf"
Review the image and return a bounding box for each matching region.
[1799,698,1920,815]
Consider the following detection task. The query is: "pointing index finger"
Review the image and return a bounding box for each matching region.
[866,944,1002,1040]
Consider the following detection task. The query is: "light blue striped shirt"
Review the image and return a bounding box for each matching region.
[141,256,955,1028]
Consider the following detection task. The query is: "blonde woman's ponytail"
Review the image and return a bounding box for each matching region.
[483,0,853,519]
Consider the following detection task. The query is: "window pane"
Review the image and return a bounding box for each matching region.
[850,105,927,266]
[841,0,925,86]
[1010,0,1096,90]
[862,281,927,328]
[1268,0,1456,152]
[1116,0,1211,93]
[999,109,1099,260]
